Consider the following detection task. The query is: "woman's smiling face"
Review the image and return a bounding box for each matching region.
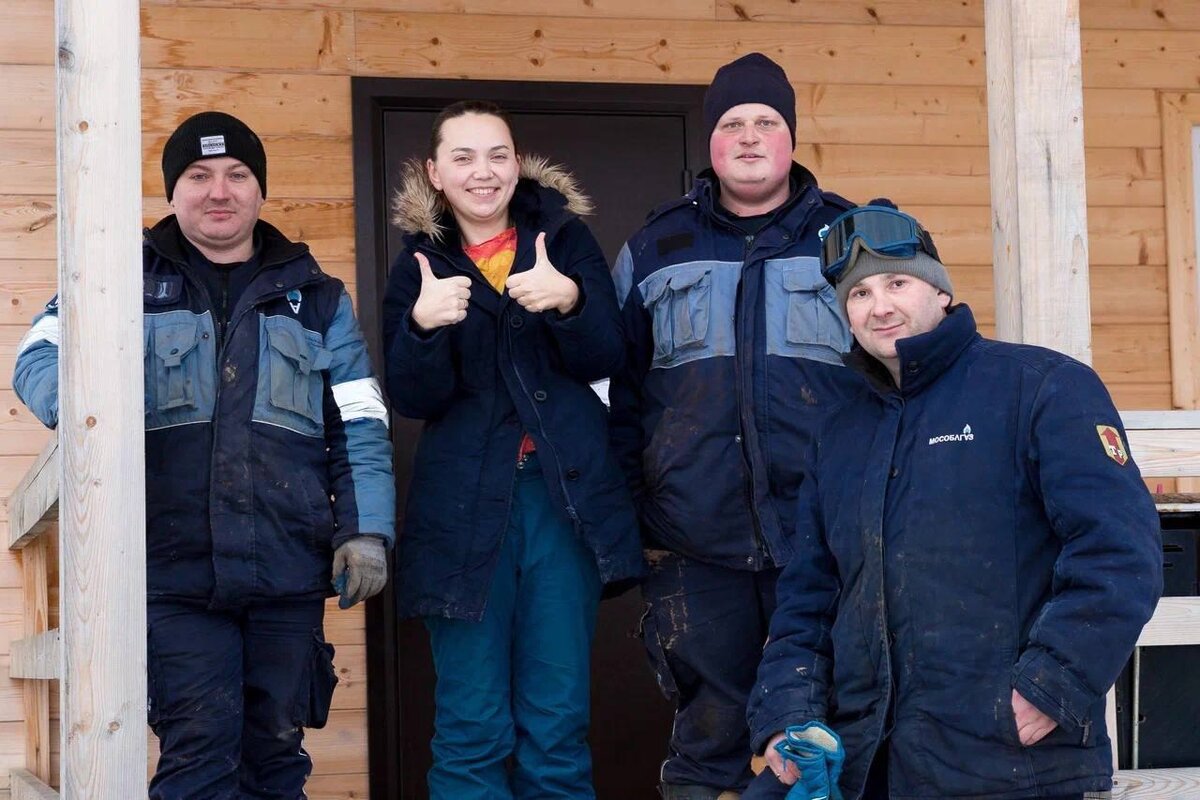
[426,112,520,243]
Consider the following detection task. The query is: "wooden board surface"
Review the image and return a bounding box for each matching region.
[353,13,988,87]
[141,6,355,73]
[1112,767,1200,798]
[141,70,351,137]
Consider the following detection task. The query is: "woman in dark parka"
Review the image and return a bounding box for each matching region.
[381,101,643,800]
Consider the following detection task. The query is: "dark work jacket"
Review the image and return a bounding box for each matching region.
[747,305,1163,799]
[13,217,396,607]
[609,165,863,570]
[382,158,644,621]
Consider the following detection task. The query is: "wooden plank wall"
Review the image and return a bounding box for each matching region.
[0,0,1197,795]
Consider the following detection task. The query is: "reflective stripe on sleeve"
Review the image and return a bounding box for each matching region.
[331,376,389,427]
[17,315,60,355]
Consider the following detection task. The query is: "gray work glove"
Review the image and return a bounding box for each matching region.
[331,535,388,609]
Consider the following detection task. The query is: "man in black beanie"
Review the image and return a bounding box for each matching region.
[609,54,863,799]
[13,111,397,799]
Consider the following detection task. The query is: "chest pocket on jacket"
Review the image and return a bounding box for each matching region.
[253,315,332,437]
[641,263,737,369]
[144,310,217,431]
[765,259,850,365]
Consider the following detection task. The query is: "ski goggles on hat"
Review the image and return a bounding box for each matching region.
[818,206,938,286]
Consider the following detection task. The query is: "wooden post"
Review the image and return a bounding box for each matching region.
[984,0,1092,363]
[55,0,147,796]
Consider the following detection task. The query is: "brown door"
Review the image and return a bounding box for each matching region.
[352,79,709,799]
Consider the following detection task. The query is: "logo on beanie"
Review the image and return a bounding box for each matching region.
[199,135,227,157]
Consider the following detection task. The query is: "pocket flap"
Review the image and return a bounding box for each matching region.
[668,270,708,291]
[266,319,330,375]
[153,321,200,367]
[641,275,671,306]
[781,270,826,293]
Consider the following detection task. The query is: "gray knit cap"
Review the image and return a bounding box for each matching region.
[835,248,954,312]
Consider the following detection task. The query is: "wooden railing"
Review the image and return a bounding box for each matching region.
[8,437,59,798]
[1097,411,1200,799]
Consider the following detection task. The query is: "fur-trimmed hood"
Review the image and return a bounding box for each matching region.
[390,154,594,242]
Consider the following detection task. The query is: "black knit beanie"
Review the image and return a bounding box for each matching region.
[703,53,797,145]
[162,111,267,201]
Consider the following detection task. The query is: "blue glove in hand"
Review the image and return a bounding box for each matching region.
[774,721,846,800]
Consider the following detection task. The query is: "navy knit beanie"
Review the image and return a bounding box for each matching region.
[703,53,797,145]
[162,111,267,202]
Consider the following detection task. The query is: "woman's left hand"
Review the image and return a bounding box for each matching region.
[506,232,580,315]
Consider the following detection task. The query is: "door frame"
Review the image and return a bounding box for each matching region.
[350,76,708,798]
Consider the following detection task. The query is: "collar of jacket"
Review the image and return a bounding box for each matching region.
[845,303,981,397]
[144,215,311,272]
[688,161,820,222]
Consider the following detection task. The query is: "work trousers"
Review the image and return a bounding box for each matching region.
[640,551,780,793]
[424,454,603,800]
[147,598,335,800]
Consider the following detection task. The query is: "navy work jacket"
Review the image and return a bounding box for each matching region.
[609,165,862,570]
[13,218,396,607]
[383,171,644,621]
[748,305,1163,799]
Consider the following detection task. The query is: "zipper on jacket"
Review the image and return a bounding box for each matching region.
[863,401,901,797]
[218,270,231,349]
[735,233,767,565]
[506,318,578,525]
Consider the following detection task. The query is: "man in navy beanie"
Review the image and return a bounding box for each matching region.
[610,53,862,799]
[13,110,396,799]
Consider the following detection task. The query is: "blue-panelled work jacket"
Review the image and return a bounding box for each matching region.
[608,164,863,570]
[748,305,1163,799]
[12,217,395,607]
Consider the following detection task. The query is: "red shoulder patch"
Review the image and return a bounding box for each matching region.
[1096,425,1129,466]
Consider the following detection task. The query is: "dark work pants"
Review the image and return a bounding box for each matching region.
[640,551,780,792]
[147,599,335,800]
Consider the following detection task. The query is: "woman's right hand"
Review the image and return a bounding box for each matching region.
[411,252,472,331]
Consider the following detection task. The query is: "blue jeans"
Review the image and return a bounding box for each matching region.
[147,599,333,800]
[424,454,603,800]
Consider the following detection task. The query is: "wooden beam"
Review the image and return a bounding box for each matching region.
[1111,767,1200,798]
[55,0,147,795]
[1135,598,1200,648]
[1121,410,1200,430]
[20,537,51,781]
[1125,429,1200,477]
[984,0,1092,363]
[1160,93,1200,412]
[7,437,58,551]
[10,768,59,800]
[10,630,62,680]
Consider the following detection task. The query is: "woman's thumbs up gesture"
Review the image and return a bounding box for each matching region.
[411,252,473,331]
[506,232,579,315]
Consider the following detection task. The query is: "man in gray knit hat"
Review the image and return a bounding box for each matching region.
[743,204,1161,799]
